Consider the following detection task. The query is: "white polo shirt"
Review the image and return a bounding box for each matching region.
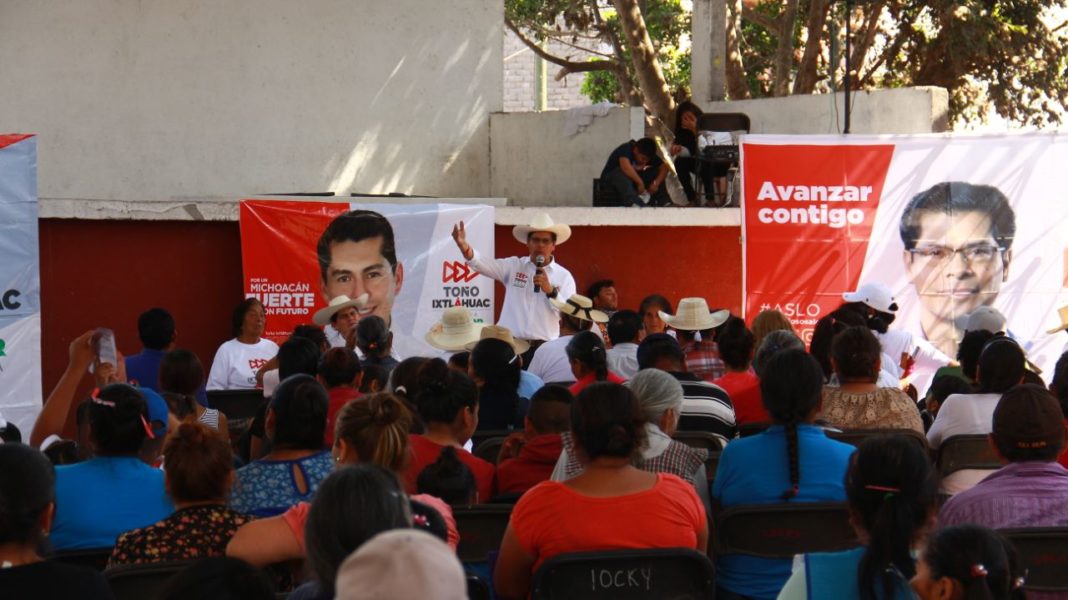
[467,250,576,341]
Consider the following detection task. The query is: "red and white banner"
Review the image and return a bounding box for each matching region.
[240,201,495,359]
[743,133,1068,385]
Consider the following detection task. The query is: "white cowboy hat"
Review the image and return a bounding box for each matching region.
[312,294,369,326]
[1047,305,1068,334]
[550,294,609,324]
[659,297,729,331]
[842,282,899,313]
[425,307,483,351]
[464,325,530,355]
[512,212,572,246]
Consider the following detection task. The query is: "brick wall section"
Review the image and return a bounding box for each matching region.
[503,29,599,112]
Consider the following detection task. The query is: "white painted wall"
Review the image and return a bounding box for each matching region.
[490,106,644,206]
[0,0,502,201]
[707,87,950,134]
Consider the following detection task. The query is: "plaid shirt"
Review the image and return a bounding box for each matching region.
[682,339,725,380]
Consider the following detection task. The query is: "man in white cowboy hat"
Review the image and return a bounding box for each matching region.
[451,212,576,347]
[661,297,730,380]
[527,295,601,385]
[313,294,369,348]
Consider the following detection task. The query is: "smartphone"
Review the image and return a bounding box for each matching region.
[93,328,118,366]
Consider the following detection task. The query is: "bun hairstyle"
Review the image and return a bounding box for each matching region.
[846,436,938,600]
[570,382,646,462]
[269,374,329,450]
[831,325,882,382]
[977,335,1026,393]
[356,315,392,360]
[334,392,413,473]
[412,358,478,426]
[759,349,824,500]
[752,330,804,378]
[89,383,150,456]
[810,308,867,380]
[388,357,432,399]
[920,525,1026,600]
[0,443,55,546]
[566,330,608,381]
[415,446,477,505]
[163,422,235,503]
[319,347,362,389]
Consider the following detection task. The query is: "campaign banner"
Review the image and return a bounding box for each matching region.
[239,201,495,359]
[0,134,42,436]
[742,133,1068,387]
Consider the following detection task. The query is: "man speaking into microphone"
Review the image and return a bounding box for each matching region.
[452,212,576,359]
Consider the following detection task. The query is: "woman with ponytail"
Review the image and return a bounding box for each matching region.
[403,358,495,502]
[713,349,856,600]
[566,330,623,395]
[494,383,707,600]
[160,349,228,437]
[469,337,527,430]
[228,391,460,568]
[230,374,332,517]
[355,315,398,374]
[777,435,940,599]
[911,525,1025,600]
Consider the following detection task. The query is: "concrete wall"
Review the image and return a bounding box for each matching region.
[707,87,950,134]
[0,0,502,201]
[490,107,644,206]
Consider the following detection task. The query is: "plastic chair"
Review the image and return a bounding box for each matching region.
[470,429,512,453]
[936,434,1001,477]
[49,547,113,571]
[531,548,715,599]
[671,431,726,452]
[466,573,492,600]
[998,527,1068,592]
[454,504,514,563]
[714,502,858,559]
[827,428,929,453]
[206,389,266,422]
[473,436,507,464]
[105,560,194,600]
[737,422,771,438]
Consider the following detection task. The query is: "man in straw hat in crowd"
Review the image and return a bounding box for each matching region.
[527,294,607,385]
[312,294,369,349]
[663,297,730,380]
[452,212,576,363]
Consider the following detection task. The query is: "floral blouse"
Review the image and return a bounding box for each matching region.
[230,451,334,517]
[819,386,924,434]
[108,504,251,568]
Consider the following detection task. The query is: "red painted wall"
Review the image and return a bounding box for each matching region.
[38,219,742,406]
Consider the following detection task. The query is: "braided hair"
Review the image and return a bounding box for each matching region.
[759,349,824,500]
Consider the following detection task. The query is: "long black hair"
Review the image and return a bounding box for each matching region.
[566,331,608,381]
[759,349,823,500]
[920,525,1026,600]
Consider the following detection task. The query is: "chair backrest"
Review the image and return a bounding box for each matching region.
[530,548,714,600]
[827,428,929,453]
[714,502,859,558]
[470,429,512,452]
[454,504,514,563]
[737,421,771,438]
[671,431,725,452]
[49,547,113,571]
[206,389,266,421]
[937,434,1001,476]
[105,560,194,600]
[466,573,492,600]
[473,436,507,464]
[998,527,1068,592]
[698,112,751,134]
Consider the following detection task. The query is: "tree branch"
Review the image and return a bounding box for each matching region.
[505,18,618,75]
[741,5,781,36]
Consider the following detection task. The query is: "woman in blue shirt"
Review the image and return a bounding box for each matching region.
[712,349,856,600]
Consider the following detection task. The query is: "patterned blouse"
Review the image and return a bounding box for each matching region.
[819,386,924,434]
[230,451,334,517]
[108,504,251,568]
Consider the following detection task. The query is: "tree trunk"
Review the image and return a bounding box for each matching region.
[611,0,677,126]
[725,0,751,99]
[847,0,885,82]
[772,0,800,96]
[793,0,831,94]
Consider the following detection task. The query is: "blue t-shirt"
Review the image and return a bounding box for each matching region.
[517,370,544,400]
[51,456,174,550]
[126,348,208,405]
[600,141,663,178]
[712,424,855,600]
[230,451,334,518]
[804,547,913,600]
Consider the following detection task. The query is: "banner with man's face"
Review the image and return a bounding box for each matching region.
[742,133,1068,386]
[240,201,495,359]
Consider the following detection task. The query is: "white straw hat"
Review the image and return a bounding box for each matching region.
[312,294,369,326]
[464,324,530,354]
[659,297,729,331]
[512,212,572,245]
[550,294,609,323]
[425,306,483,351]
[1048,305,1068,334]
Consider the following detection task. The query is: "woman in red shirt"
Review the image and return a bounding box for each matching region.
[494,382,707,600]
[566,331,624,395]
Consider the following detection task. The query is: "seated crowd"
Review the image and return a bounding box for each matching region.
[2,278,1067,600]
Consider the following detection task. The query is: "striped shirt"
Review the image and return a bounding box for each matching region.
[670,371,736,442]
[197,407,221,432]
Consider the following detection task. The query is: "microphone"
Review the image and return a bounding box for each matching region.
[534,255,545,294]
